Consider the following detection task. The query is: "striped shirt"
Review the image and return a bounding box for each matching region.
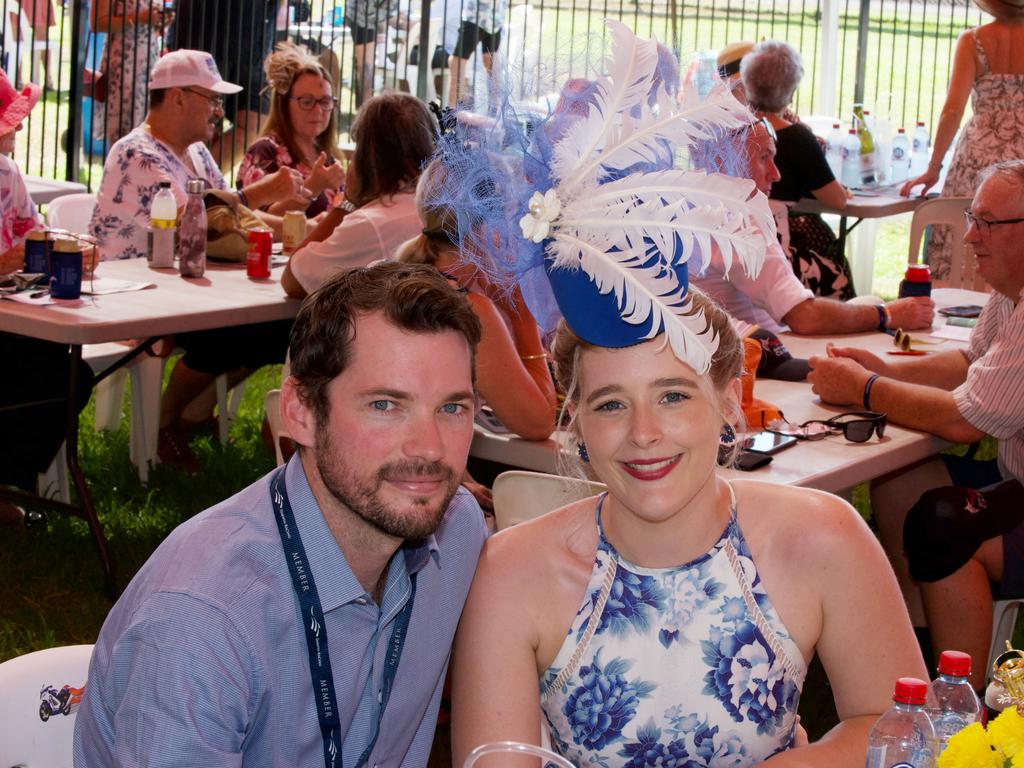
[953,290,1024,483]
[74,455,487,767]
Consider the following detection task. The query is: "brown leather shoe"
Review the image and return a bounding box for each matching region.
[158,424,202,474]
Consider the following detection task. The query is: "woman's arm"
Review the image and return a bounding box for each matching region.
[810,179,849,211]
[901,30,977,196]
[764,492,928,766]
[467,291,557,440]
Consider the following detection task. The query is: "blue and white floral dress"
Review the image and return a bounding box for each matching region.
[540,495,806,768]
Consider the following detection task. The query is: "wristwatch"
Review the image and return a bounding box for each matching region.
[338,199,357,214]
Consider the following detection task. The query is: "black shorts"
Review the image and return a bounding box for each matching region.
[346,20,377,45]
[171,0,276,116]
[177,320,292,375]
[453,20,502,58]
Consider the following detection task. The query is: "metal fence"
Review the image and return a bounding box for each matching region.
[0,0,987,189]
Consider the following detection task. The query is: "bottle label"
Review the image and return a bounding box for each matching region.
[892,146,906,160]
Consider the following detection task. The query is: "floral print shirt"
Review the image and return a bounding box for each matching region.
[89,126,225,261]
[0,154,42,254]
[237,133,336,217]
[540,496,806,768]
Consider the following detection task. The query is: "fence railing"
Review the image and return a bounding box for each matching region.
[0,0,986,190]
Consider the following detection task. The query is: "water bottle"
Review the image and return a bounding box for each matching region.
[178,179,207,278]
[926,651,982,754]
[890,128,911,184]
[911,121,930,177]
[148,181,177,268]
[826,122,844,179]
[866,677,936,768]
[841,129,861,188]
[899,264,932,298]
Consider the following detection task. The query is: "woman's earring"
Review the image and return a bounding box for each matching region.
[720,423,736,447]
[577,441,590,463]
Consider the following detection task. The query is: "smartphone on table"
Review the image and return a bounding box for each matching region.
[743,431,798,455]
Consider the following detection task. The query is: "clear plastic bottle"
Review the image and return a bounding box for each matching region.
[149,181,177,268]
[865,677,936,768]
[926,651,982,754]
[841,128,862,189]
[890,128,911,184]
[826,122,844,180]
[910,121,930,177]
[178,178,207,278]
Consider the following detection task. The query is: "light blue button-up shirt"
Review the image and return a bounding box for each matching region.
[74,455,487,767]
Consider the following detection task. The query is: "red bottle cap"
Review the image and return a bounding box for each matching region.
[898,128,906,134]
[893,677,928,705]
[905,264,931,282]
[917,120,926,126]
[938,650,972,677]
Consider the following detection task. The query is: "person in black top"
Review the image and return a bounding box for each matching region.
[741,40,856,299]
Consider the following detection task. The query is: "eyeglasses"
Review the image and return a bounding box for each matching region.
[767,411,887,443]
[964,209,1024,237]
[292,95,338,111]
[183,88,224,109]
[751,116,777,142]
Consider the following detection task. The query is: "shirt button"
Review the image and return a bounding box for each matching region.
[355,597,367,606]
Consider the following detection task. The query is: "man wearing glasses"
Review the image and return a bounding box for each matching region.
[89,50,307,471]
[808,160,1024,692]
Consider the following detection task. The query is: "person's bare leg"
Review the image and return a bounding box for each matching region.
[352,41,376,107]
[210,109,263,171]
[448,55,468,106]
[871,456,953,626]
[160,360,220,430]
[920,537,1004,691]
[179,368,252,425]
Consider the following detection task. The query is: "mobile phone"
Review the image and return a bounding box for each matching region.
[938,305,983,318]
[742,431,798,455]
[733,450,773,471]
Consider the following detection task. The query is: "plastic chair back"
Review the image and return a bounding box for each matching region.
[907,197,975,288]
[492,470,605,531]
[46,193,98,235]
[0,644,94,768]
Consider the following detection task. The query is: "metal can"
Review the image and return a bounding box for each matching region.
[247,227,273,279]
[25,229,53,275]
[50,236,83,299]
[282,211,307,255]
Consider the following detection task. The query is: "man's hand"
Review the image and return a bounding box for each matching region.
[306,152,345,197]
[808,352,874,406]
[822,343,892,377]
[886,296,935,331]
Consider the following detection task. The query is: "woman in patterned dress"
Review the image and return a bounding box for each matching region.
[450,291,927,767]
[91,0,171,144]
[900,0,1024,282]
[236,42,344,218]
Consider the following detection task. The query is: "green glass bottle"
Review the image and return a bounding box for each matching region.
[852,105,878,186]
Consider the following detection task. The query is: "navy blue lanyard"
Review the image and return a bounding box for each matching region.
[270,467,417,768]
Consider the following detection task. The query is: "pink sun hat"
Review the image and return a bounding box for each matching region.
[0,70,41,135]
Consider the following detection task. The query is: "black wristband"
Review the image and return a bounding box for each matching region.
[875,304,889,332]
[237,189,249,208]
[863,373,881,410]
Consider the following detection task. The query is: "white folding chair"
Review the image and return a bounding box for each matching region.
[907,196,981,289]
[492,469,605,531]
[264,388,292,467]
[46,193,97,235]
[0,644,94,768]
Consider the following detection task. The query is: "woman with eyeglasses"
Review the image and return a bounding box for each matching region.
[237,42,345,218]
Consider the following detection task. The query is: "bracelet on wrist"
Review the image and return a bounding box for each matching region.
[519,353,548,361]
[875,304,891,332]
[863,373,881,410]
[237,189,250,209]
[338,199,357,214]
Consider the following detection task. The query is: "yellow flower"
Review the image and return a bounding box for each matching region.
[938,722,1002,768]
[991,708,1024,758]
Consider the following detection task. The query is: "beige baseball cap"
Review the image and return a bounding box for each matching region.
[148,50,243,94]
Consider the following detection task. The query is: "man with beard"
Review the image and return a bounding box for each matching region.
[74,262,489,767]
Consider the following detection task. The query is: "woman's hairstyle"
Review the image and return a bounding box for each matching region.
[973,0,1024,20]
[740,40,804,113]
[395,157,460,266]
[261,42,341,166]
[552,288,744,432]
[347,92,437,206]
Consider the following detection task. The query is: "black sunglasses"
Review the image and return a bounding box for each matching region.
[767,411,887,443]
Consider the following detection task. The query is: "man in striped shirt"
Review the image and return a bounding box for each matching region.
[807,160,1024,692]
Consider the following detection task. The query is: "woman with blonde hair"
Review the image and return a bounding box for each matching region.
[900,0,1024,281]
[237,41,345,217]
[396,158,557,441]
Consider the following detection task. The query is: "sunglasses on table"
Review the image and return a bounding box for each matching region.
[767,411,887,443]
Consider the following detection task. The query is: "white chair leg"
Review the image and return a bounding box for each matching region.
[38,442,70,504]
[92,369,127,433]
[128,356,166,483]
[215,376,247,444]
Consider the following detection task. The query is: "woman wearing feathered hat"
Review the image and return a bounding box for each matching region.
[901,0,1024,282]
[0,71,42,274]
[446,22,925,766]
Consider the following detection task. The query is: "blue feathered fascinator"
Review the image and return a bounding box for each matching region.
[433,20,776,374]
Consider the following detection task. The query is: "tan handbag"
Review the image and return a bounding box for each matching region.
[204,190,266,262]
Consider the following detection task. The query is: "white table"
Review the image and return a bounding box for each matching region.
[471,288,990,494]
[24,175,87,205]
[0,258,301,592]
